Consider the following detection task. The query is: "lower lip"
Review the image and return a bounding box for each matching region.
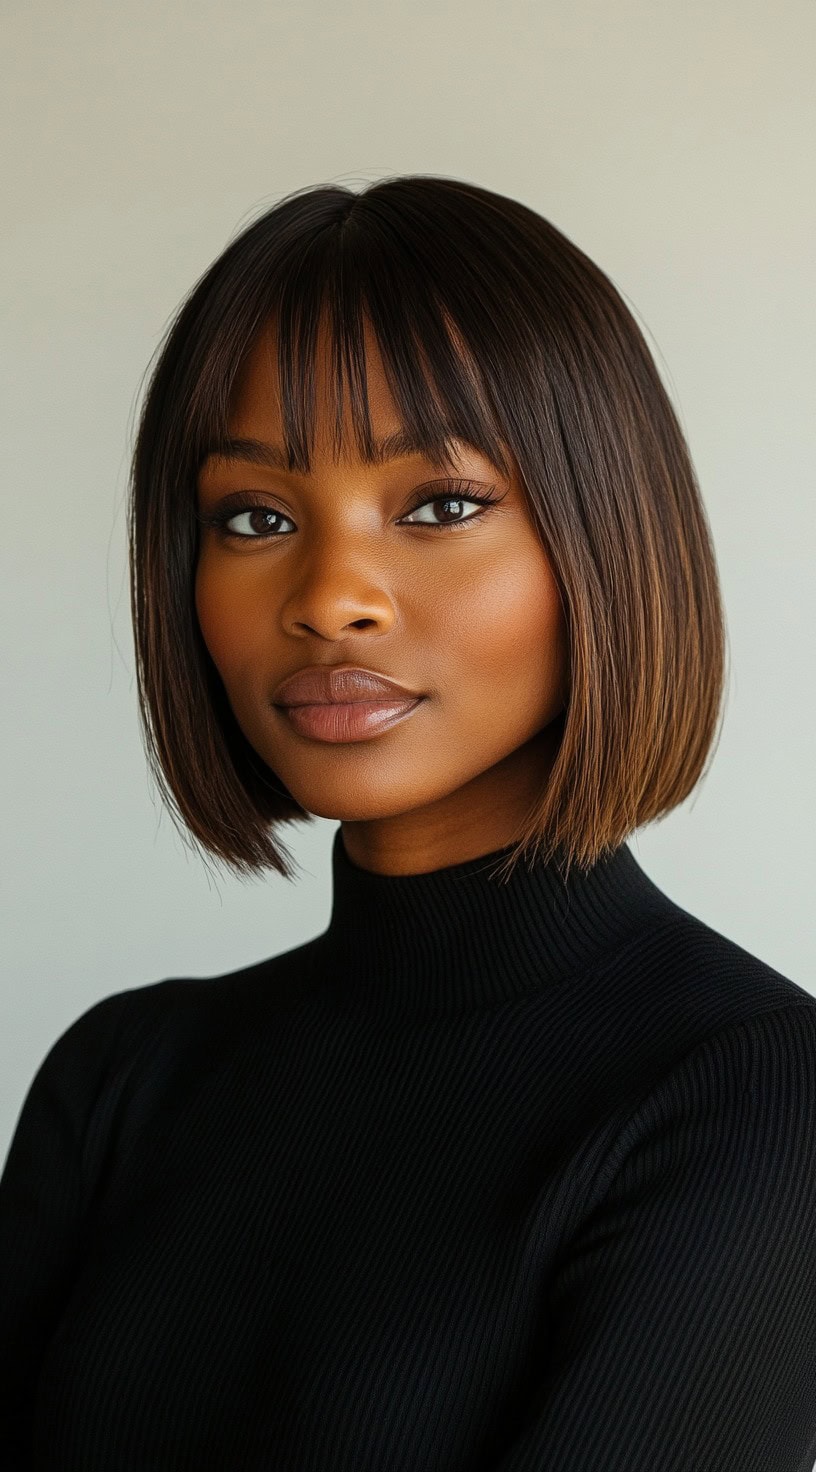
[277,698,424,743]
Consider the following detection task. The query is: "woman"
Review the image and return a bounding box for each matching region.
[2,174,815,1470]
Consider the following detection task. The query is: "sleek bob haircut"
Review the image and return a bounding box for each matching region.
[128,173,728,885]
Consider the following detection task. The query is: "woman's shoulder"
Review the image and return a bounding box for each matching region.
[580,898,815,1145]
[21,935,322,1109]
[558,895,816,1164]
[630,896,815,1031]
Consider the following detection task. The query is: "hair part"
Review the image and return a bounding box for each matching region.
[128,173,728,886]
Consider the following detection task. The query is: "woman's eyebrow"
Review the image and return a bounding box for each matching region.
[199,429,461,472]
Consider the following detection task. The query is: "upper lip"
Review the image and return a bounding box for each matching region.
[273,664,423,706]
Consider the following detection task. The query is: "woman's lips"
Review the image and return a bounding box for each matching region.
[277,697,424,743]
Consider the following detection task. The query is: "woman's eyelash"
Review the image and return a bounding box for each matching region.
[197,479,506,542]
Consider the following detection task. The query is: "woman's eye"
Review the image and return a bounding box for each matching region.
[221,507,293,538]
[400,494,498,531]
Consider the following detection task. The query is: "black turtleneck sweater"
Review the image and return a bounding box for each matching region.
[2,829,816,1471]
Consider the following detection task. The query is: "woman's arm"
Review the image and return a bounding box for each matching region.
[489,1004,816,1471]
[0,989,138,1464]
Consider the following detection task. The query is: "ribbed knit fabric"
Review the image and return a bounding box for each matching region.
[2,827,816,1471]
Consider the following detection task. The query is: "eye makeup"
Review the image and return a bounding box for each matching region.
[196,478,508,542]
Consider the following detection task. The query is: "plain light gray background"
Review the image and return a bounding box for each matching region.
[2,0,814,1167]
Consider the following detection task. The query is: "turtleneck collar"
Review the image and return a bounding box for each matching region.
[312,826,674,1016]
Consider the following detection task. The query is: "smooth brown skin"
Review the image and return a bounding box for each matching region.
[195,317,569,876]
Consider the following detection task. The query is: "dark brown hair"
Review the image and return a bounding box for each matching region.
[128,174,728,884]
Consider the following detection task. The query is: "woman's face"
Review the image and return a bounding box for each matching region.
[195,315,569,874]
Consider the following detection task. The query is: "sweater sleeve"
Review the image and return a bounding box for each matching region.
[0,989,144,1467]
[492,1003,816,1472]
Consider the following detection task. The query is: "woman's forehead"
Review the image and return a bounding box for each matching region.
[230,317,399,441]
[217,303,511,481]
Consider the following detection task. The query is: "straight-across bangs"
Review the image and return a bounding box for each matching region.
[129,174,728,883]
